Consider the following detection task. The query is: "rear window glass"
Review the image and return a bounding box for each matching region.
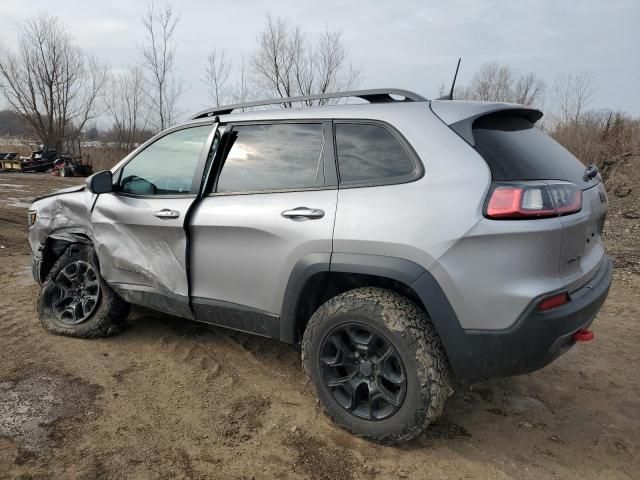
[473,114,593,188]
[335,123,417,185]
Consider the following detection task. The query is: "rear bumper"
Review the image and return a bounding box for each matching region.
[457,256,613,380]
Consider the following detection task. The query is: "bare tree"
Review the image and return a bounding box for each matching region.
[104,66,149,150]
[204,47,231,106]
[140,2,183,131]
[0,15,107,150]
[251,14,359,106]
[453,62,545,106]
[229,54,252,109]
[552,71,596,125]
[472,63,514,102]
[252,15,296,104]
[513,72,545,106]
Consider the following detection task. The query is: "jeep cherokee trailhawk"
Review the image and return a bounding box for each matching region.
[28,89,612,444]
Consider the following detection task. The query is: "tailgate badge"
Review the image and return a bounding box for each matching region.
[599,189,607,204]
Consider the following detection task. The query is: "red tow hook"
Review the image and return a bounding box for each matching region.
[573,329,594,342]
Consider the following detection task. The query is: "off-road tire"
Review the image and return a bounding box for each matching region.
[38,244,129,338]
[301,287,452,444]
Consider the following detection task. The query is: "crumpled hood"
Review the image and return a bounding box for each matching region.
[29,188,95,254]
[33,184,85,204]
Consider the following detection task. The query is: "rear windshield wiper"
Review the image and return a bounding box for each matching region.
[583,164,599,182]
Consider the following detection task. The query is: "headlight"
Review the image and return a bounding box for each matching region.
[28,210,37,226]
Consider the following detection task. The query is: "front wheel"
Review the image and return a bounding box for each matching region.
[301,287,452,444]
[38,244,129,338]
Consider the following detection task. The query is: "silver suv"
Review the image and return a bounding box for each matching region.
[28,89,612,444]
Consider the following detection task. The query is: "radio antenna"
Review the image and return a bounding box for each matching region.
[440,58,462,100]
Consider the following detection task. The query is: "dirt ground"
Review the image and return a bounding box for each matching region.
[0,171,638,480]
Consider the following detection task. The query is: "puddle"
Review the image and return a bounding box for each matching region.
[0,373,101,455]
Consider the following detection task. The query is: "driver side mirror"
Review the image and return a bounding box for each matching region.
[86,170,113,194]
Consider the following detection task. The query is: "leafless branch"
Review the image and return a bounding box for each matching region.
[454,62,545,107]
[104,66,149,149]
[249,14,360,106]
[140,1,183,131]
[0,15,106,150]
[204,47,231,106]
[552,71,597,125]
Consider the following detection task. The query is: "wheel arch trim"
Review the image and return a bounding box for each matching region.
[280,252,471,377]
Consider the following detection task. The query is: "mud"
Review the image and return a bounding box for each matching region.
[0,172,638,479]
[0,373,100,458]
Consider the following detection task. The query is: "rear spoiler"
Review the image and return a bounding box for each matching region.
[430,100,543,146]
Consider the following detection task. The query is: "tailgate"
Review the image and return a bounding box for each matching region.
[558,181,608,291]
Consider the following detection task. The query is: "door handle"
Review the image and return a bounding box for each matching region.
[281,207,325,220]
[153,209,180,219]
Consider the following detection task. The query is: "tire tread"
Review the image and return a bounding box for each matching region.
[301,287,452,444]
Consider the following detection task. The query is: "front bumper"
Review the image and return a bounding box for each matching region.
[31,249,44,285]
[458,256,613,380]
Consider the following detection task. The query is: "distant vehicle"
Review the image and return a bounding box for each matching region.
[27,89,612,444]
[0,146,92,176]
[52,156,93,177]
[0,148,55,172]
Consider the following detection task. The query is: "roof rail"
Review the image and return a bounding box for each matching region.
[191,88,428,119]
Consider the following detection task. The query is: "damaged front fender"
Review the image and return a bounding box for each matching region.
[29,189,96,283]
[29,187,195,318]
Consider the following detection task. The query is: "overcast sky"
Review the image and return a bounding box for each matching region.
[1,0,639,124]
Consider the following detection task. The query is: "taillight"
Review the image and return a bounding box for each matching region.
[485,182,582,219]
[550,183,582,215]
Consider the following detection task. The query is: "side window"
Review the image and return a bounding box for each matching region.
[118,125,211,195]
[335,123,417,186]
[216,123,324,193]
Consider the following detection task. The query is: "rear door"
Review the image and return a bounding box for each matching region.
[92,123,217,318]
[189,121,337,337]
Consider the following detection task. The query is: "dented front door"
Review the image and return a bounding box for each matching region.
[91,124,216,318]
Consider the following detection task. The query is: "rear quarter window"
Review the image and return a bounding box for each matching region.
[473,113,594,189]
[334,123,420,186]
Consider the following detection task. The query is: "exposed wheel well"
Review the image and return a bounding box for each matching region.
[39,234,92,283]
[293,271,427,345]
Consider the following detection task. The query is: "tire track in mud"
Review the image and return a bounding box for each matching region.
[135,315,308,449]
[284,428,359,480]
[158,333,228,384]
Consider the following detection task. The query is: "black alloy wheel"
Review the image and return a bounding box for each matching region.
[319,322,407,421]
[47,260,100,325]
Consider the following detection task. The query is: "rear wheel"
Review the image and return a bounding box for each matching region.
[38,244,129,338]
[301,287,452,444]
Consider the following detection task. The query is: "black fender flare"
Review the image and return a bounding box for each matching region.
[280,252,332,343]
[279,252,472,377]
